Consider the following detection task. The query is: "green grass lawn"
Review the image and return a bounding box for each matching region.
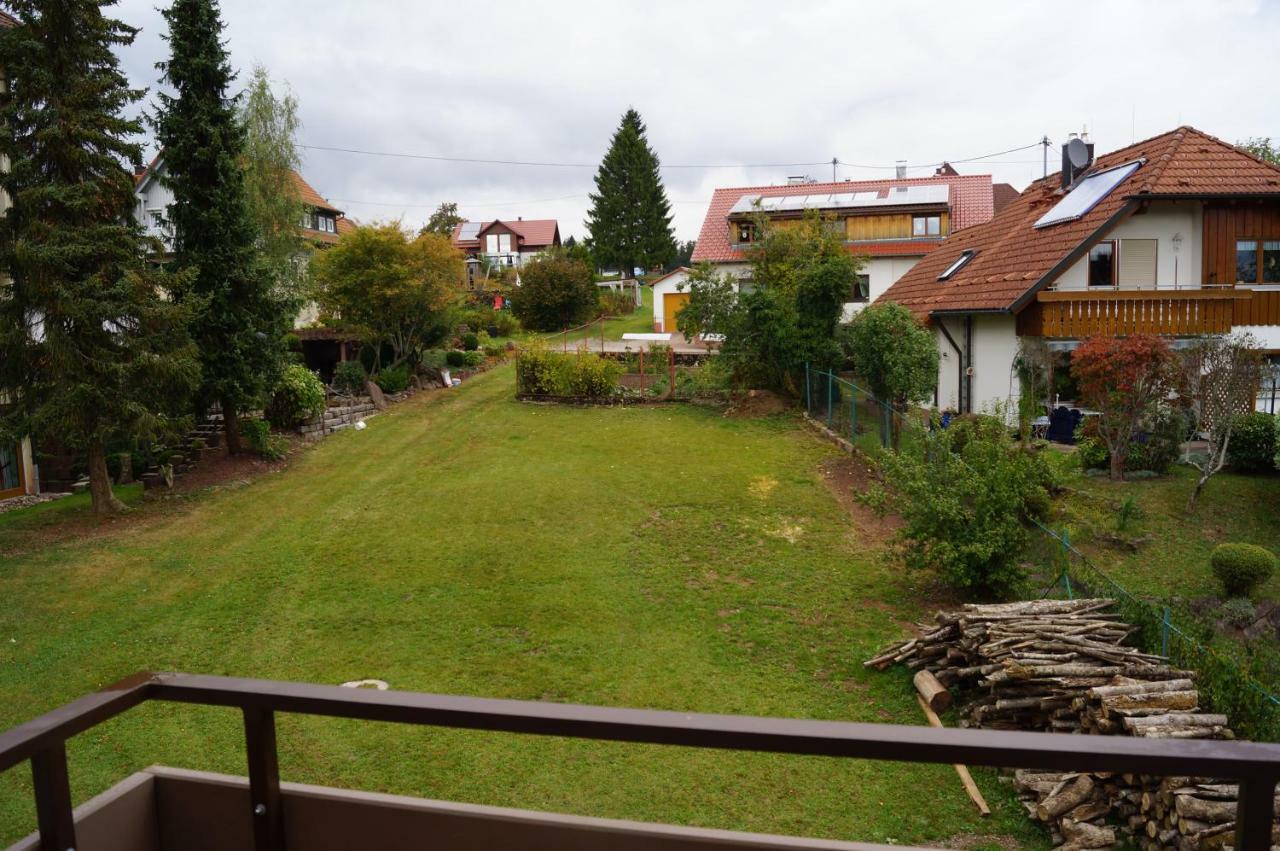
[0,365,1041,848]
[1045,463,1280,603]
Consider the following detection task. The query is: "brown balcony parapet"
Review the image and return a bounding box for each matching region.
[1020,287,1254,337]
[3,672,1280,850]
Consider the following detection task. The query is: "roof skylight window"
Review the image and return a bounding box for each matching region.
[938,250,977,280]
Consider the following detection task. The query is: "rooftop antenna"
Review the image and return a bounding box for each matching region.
[1041,135,1051,178]
[1067,137,1090,170]
[832,157,838,183]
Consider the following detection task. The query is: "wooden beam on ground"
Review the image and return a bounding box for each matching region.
[916,695,991,817]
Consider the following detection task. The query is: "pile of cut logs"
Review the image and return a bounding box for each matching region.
[865,599,1268,850]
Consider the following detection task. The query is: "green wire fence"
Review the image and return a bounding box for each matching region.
[803,362,1280,740]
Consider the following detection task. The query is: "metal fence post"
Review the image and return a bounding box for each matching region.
[1061,528,1073,600]
[849,386,857,443]
[826,372,834,428]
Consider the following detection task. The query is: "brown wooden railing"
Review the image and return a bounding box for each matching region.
[3,673,1280,850]
[1020,288,1252,337]
[1235,288,1280,326]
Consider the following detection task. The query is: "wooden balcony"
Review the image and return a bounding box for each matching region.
[5,673,1280,851]
[1017,288,1256,338]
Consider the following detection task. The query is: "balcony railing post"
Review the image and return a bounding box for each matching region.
[1235,777,1278,850]
[31,743,76,851]
[243,706,284,851]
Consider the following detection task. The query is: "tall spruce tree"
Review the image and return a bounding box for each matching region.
[586,109,677,276]
[154,0,290,454]
[0,1,200,515]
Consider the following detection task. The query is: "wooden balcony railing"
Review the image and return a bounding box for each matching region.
[1018,288,1254,337]
[3,673,1280,851]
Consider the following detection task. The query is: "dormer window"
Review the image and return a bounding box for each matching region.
[912,215,941,237]
[938,249,977,281]
[734,222,755,244]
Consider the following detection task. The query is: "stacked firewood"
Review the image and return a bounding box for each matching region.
[865,599,1266,850]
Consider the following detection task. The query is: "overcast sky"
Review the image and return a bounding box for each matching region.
[109,0,1280,242]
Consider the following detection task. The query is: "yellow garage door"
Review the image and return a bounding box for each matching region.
[663,292,690,333]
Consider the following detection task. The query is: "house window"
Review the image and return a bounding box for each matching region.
[1265,242,1280,283]
[315,214,335,234]
[1087,241,1115,287]
[1237,240,1258,283]
[1238,239,1280,284]
[734,222,755,244]
[912,215,941,237]
[849,274,870,303]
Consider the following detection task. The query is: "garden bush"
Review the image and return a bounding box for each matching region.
[461,350,484,368]
[445,350,466,368]
[1227,412,1279,472]
[332,360,367,396]
[510,255,599,331]
[1210,543,1277,598]
[241,418,287,461]
[265,364,326,429]
[419,350,447,371]
[1220,597,1259,629]
[516,347,620,398]
[461,332,480,351]
[483,344,506,359]
[871,424,1057,597]
[1075,407,1184,474]
[375,365,411,394]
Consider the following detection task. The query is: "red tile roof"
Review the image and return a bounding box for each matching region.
[877,126,1280,322]
[291,171,341,214]
[690,174,995,264]
[453,219,560,249]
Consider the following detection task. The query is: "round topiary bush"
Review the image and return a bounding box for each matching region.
[461,332,480,351]
[265,364,326,429]
[445,350,465,368]
[1210,543,1277,598]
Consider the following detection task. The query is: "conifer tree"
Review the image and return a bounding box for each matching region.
[154,0,291,454]
[586,109,677,276]
[0,1,200,515]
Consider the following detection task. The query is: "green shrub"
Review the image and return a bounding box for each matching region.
[375,365,411,394]
[445,350,466,368]
[510,255,599,331]
[871,424,1057,596]
[419,350,447,371]
[241,418,287,461]
[461,332,480,351]
[490,310,520,337]
[483,344,506,359]
[516,347,620,398]
[265,364,326,429]
[1211,543,1277,598]
[1077,436,1109,471]
[461,350,484,368]
[946,413,1006,455]
[332,361,367,396]
[1220,597,1258,629]
[1228,412,1279,472]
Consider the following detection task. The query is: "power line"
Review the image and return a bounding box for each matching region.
[301,143,827,171]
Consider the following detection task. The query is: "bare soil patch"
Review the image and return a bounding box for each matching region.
[818,454,902,546]
[724,389,791,418]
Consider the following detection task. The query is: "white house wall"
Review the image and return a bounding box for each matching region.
[1054,201,1203,289]
[931,315,1021,415]
[651,270,693,331]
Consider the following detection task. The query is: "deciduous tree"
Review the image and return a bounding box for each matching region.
[840,302,939,447]
[311,224,461,370]
[0,0,200,514]
[1070,334,1179,481]
[155,0,291,455]
[586,109,676,275]
[510,254,598,332]
[238,64,307,303]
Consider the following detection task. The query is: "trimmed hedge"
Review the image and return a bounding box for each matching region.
[1227,412,1278,472]
[1211,543,1277,598]
[516,348,621,398]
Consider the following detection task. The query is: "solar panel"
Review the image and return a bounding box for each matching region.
[457,221,482,240]
[728,184,950,216]
[1034,161,1142,228]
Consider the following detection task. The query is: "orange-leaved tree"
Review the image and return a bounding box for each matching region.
[1071,335,1180,481]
